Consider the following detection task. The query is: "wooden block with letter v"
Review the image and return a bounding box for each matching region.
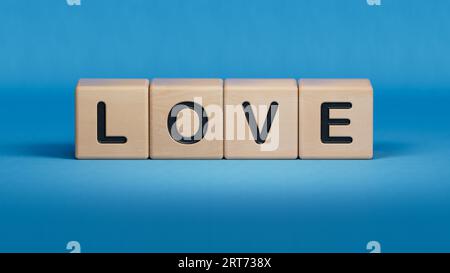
[298,79,373,159]
[149,79,223,159]
[75,79,149,159]
[224,79,298,159]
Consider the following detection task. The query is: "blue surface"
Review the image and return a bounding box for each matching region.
[1,0,450,252]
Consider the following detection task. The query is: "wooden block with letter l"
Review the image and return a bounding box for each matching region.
[75,79,149,159]
[149,79,223,159]
[224,79,298,159]
[298,79,373,159]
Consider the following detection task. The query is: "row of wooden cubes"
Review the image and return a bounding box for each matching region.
[76,78,373,159]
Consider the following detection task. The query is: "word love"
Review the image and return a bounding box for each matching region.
[75,78,373,159]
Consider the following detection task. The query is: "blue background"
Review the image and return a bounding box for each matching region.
[1,0,450,252]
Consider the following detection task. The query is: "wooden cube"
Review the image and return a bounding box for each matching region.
[298,79,373,159]
[75,79,149,159]
[224,79,298,159]
[150,79,223,159]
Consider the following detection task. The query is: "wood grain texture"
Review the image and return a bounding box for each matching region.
[298,79,373,159]
[224,79,298,159]
[150,78,223,159]
[75,79,149,159]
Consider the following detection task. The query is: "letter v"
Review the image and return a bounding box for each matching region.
[242,101,279,144]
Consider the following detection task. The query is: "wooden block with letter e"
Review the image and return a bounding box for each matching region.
[75,79,149,159]
[149,79,223,159]
[298,79,373,159]
[224,79,298,159]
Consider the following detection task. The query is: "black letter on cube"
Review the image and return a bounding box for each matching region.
[321,102,353,144]
[97,101,127,144]
[167,101,208,144]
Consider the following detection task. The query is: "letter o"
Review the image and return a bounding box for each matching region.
[167,101,208,144]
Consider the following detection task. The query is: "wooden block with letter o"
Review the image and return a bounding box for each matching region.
[75,79,149,159]
[298,79,373,159]
[224,79,298,159]
[149,79,223,159]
